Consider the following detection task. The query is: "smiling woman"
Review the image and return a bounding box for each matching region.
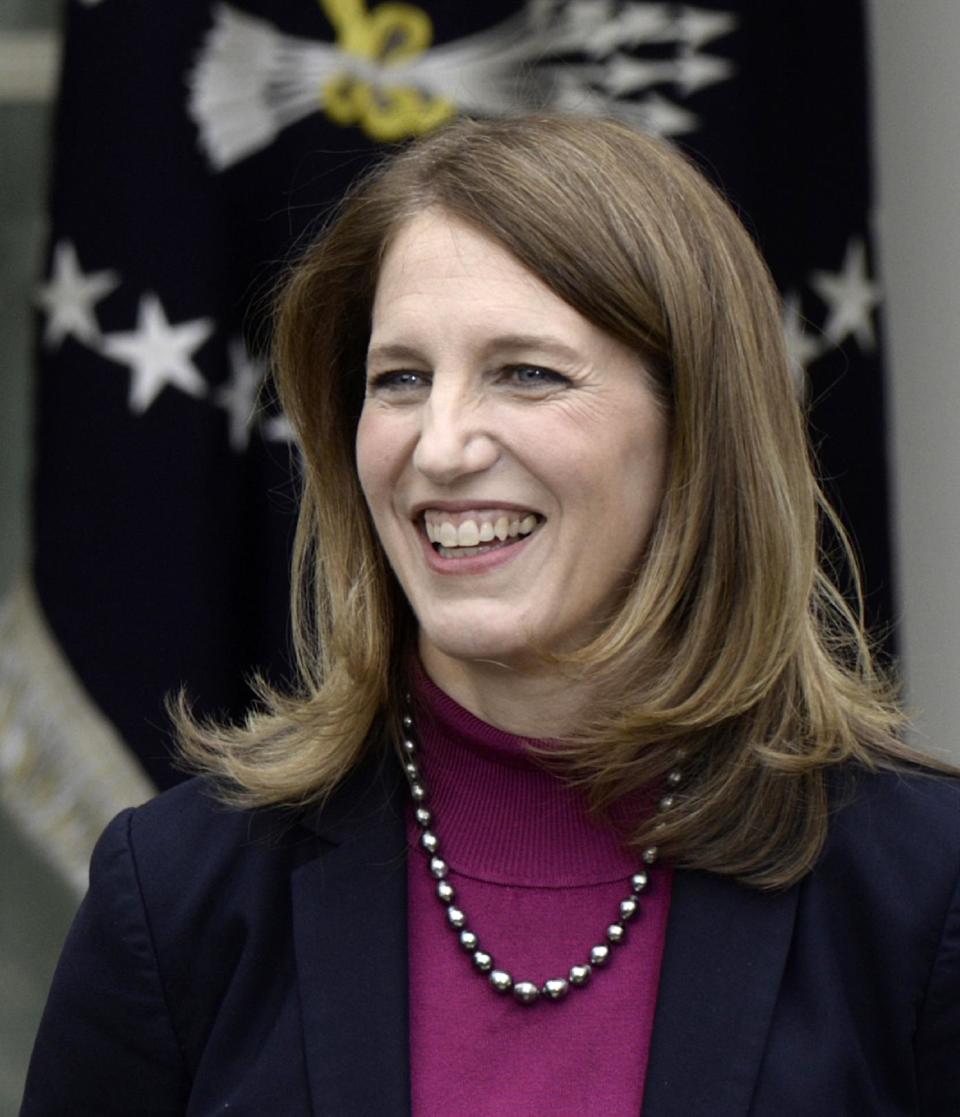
[21,117,960,1116]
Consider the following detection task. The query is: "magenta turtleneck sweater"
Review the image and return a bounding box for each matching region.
[406,668,673,1116]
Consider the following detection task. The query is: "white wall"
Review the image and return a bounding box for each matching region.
[869,0,960,760]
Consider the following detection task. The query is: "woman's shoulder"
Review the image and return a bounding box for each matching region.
[829,760,960,844]
[107,754,403,904]
[126,773,262,841]
[122,775,310,864]
[79,760,401,1021]
[815,761,960,914]
[86,778,318,936]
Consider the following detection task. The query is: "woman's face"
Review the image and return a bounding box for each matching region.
[356,209,669,674]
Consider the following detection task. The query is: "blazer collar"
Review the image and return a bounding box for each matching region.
[642,867,799,1116]
[291,750,411,1117]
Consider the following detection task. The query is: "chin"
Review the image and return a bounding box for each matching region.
[419,616,550,671]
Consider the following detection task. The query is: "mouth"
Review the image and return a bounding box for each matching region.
[419,508,545,559]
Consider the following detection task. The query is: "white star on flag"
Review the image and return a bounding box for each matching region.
[35,240,119,350]
[811,237,881,351]
[215,339,265,452]
[100,293,214,414]
[782,291,823,377]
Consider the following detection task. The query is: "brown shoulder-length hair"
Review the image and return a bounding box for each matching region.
[176,114,939,888]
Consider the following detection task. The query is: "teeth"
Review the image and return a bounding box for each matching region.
[457,521,480,547]
[439,522,458,548]
[424,512,540,550]
[438,541,507,558]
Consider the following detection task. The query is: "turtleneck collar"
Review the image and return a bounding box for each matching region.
[409,663,644,888]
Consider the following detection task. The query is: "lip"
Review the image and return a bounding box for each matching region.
[416,516,541,576]
[409,499,542,519]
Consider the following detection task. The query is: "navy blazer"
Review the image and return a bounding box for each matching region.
[20,753,960,1116]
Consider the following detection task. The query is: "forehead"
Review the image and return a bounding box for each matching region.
[371,209,586,337]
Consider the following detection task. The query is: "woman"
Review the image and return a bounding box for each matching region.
[21,116,960,1116]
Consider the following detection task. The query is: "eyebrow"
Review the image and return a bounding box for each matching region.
[366,342,428,366]
[366,334,585,367]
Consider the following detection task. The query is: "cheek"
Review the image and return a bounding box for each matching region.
[355,408,396,504]
[621,449,669,558]
[354,411,376,496]
[593,425,668,552]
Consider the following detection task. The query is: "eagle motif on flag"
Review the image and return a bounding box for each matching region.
[189,0,738,169]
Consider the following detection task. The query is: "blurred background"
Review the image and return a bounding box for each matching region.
[2,0,959,1110]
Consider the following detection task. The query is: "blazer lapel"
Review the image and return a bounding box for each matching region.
[642,869,799,1117]
[292,755,410,1117]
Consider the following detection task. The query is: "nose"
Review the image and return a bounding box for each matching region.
[412,385,500,485]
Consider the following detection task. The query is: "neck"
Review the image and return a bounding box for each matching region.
[417,640,593,738]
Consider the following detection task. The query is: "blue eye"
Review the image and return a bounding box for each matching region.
[367,370,428,392]
[505,365,569,387]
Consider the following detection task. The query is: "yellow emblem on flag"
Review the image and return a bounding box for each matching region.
[319,0,455,140]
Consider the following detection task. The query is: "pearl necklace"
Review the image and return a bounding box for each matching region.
[400,708,683,1006]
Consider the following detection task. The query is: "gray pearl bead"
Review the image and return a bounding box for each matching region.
[642,846,658,865]
[410,783,427,802]
[619,897,639,921]
[473,950,493,972]
[631,871,649,893]
[420,831,439,854]
[404,761,419,780]
[568,964,592,986]
[446,906,466,929]
[489,970,513,993]
[659,794,675,811]
[542,978,569,1000]
[459,930,478,952]
[607,923,625,944]
[667,768,683,786]
[429,856,448,879]
[415,806,432,827]
[402,737,416,754]
[436,880,455,903]
[513,982,540,1005]
[402,714,413,730]
[590,944,610,967]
